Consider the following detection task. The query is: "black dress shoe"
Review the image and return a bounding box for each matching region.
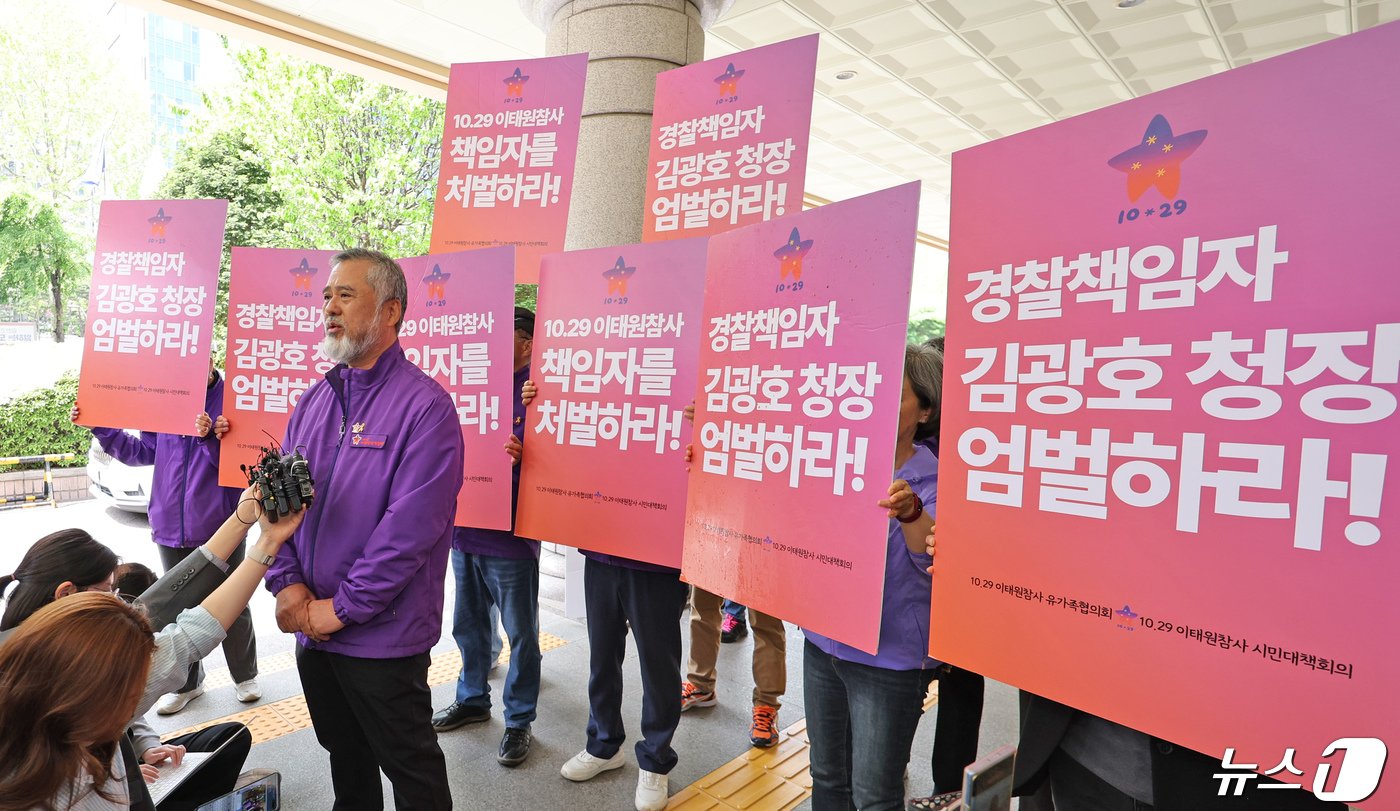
[497,727,532,767]
[432,701,490,732]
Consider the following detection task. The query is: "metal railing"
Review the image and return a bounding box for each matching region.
[0,453,77,510]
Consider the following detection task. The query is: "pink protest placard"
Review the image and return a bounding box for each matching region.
[398,248,515,530]
[219,248,339,487]
[935,23,1400,804]
[515,238,708,567]
[430,54,586,284]
[643,35,817,242]
[76,199,227,435]
[681,182,920,654]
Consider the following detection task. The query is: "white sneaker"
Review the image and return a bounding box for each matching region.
[560,749,625,782]
[155,684,204,715]
[635,769,669,811]
[234,679,262,703]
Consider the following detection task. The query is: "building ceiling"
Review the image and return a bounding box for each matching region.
[135,0,1400,241]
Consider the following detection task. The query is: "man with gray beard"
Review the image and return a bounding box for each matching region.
[266,248,464,810]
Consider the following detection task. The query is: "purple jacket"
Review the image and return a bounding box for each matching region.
[265,342,464,659]
[454,364,539,560]
[804,444,938,671]
[92,374,242,548]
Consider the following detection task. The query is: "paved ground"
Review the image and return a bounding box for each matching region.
[0,500,1026,809]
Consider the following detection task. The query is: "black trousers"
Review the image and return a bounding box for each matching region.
[923,663,986,793]
[583,558,689,774]
[159,544,258,691]
[297,646,450,810]
[157,722,253,811]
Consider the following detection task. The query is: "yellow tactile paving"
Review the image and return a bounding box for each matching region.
[166,632,568,742]
[169,694,308,744]
[667,721,811,811]
[665,680,939,811]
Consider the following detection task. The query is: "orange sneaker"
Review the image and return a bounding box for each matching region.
[681,681,717,711]
[749,704,779,748]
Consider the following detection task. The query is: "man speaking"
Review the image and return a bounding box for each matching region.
[266,248,464,810]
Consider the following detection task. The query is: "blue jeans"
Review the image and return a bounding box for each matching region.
[804,640,928,811]
[488,602,502,663]
[450,550,541,729]
[721,598,746,622]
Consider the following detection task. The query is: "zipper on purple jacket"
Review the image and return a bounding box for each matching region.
[303,367,352,622]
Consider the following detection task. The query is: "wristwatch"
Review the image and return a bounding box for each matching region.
[249,550,276,566]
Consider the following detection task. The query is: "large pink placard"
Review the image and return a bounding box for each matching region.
[76,199,227,435]
[682,182,920,653]
[935,23,1400,804]
[430,54,586,284]
[643,35,817,242]
[219,248,338,487]
[398,248,515,530]
[515,238,708,567]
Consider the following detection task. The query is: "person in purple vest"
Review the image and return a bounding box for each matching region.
[804,343,942,811]
[431,306,542,769]
[265,248,464,810]
[72,360,255,715]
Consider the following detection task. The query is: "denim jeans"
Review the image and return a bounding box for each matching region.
[804,640,928,811]
[721,598,746,621]
[488,602,502,663]
[450,550,541,728]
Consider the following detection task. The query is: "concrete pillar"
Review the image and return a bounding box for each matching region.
[522,0,731,249]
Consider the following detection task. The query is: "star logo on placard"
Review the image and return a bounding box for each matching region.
[593,490,604,502]
[1115,604,1139,620]
[423,263,451,304]
[773,227,813,280]
[148,207,173,238]
[504,67,530,98]
[602,256,636,295]
[1107,114,1207,201]
[289,258,318,291]
[714,62,745,97]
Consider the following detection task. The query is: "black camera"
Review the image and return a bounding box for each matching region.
[241,446,315,523]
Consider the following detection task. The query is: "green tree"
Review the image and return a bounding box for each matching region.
[203,47,444,257]
[158,129,285,345]
[0,194,86,342]
[907,315,946,346]
[0,371,88,467]
[0,0,150,229]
